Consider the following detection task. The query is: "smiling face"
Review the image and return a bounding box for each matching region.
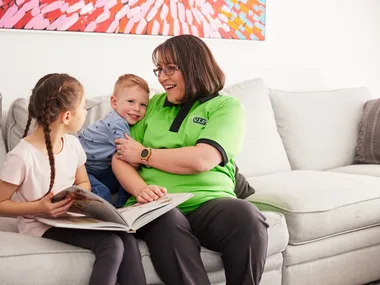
[156,53,186,104]
[111,85,149,125]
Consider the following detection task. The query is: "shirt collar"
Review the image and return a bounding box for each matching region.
[163,92,219,107]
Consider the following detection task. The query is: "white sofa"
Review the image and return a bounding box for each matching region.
[1,78,380,285]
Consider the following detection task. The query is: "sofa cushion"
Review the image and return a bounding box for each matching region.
[222,79,291,177]
[246,170,380,245]
[234,164,255,199]
[355,98,380,164]
[4,88,161,151]
[269,87,372,170]
[0,211,288,285]
[4,96,114,151]
[328,164,380,177]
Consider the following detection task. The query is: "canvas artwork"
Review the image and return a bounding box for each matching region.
[0,0,266,40]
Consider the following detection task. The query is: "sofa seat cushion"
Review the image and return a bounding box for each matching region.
[246,170,380,245]
[0,210,288,284]
[0,231,94,285]
[328,164,380,177]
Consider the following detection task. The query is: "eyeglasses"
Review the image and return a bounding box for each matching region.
[153,65,180,77]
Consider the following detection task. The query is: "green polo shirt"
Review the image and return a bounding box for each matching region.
[126,92,246,214]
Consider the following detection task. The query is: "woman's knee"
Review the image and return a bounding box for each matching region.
[228,199,269,239]
[155,209,190,231]
[143,209,193,245]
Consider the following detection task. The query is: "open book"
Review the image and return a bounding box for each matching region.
[36,186,193,233]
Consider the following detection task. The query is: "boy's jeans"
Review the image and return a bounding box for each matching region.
[86,165,130,208]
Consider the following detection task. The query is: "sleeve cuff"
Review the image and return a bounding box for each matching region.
[196,138,228,166]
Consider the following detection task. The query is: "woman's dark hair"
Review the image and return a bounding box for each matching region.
[24,73,83,195]
[152,34,225,103]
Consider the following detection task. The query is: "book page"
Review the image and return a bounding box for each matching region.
[53,186,127,226]
[36,215,132,232]
[118,193,194,229]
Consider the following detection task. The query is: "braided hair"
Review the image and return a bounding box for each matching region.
[23,74,83,195]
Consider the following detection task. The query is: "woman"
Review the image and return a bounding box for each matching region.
[112,35,268,285]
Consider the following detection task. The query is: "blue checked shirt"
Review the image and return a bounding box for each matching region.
[79,110,130,170]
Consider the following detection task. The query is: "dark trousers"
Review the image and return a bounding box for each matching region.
[43,228,146,285]
[136,197,269,285]
[86,165,130,208]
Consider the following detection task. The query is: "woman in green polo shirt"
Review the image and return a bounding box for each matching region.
[113,35,268,285]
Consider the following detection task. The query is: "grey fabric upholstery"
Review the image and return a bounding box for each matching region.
[0,211,288,285]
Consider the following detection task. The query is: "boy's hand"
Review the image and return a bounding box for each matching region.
[136,185,167,203]
[37,192,73,218]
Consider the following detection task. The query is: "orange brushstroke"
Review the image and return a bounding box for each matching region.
[109,2,123,18]
[118,17,128,33]
[227,20,238,31]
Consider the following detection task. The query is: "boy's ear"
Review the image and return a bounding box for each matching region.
[110,95,117,110]
[61,111,71,125]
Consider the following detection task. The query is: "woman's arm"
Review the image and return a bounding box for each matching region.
[115,136,222,175]
[146,143,222,174]
[0,180,73,217]
[74,165,91,191]
[112,156,166,202]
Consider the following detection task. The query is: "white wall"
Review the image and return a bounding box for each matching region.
[0,0,380,112]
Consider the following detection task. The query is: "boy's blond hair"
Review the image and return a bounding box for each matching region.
[113,74,149,96]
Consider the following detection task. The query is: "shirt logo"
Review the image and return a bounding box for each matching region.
[193,116,207,126]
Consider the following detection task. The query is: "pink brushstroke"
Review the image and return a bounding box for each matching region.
[22,0,39,12]
[24,13,44,29]
[31,7,40,17]
[58,13,79,30]
[5,9,25,28]
[41,1,62,14]
[84,21,96,31]
[47,14,67,30]
[0,4,18,28]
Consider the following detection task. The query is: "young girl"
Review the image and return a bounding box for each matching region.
[0,73,146,285]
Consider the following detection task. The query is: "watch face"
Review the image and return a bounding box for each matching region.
[141,149,149,158]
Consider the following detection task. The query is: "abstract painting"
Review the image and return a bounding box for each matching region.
[0,0,266,40]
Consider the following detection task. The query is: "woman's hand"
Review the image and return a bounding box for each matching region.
[136,185,167,203]
[115,134,144,164]
[36,192,73,218]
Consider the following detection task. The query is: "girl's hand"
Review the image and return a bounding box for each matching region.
[136,185,167,203]
[115,134,144,164]
[37,192,73,218]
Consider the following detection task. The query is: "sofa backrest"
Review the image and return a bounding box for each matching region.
[4,96,114,152]
[3,79,292,178]
[269,87,372,170]
[222,79,291,177]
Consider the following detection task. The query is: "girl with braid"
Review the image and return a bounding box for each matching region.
[0,74,146,285]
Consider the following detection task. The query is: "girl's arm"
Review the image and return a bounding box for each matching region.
[112,156,166,203]
[0,180,73,217]
[74,165,91,191]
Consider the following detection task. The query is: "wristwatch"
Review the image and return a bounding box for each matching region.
[140,148,152,164]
